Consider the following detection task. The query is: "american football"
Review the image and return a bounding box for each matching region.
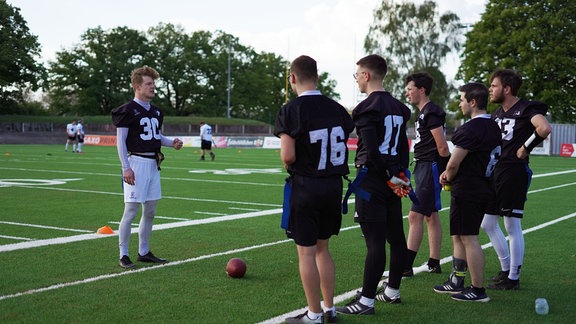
[226,258,247,278]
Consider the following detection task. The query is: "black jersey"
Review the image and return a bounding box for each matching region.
[274,94,354,177]
[111,100,164,153]
[353,91,411,172]
[413,101,446,161]
[451,115,502,200]
[492,99,548,165]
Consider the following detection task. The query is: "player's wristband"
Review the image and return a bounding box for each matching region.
[522,131,546,152]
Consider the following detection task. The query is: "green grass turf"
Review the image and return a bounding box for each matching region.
[0,145,575,323]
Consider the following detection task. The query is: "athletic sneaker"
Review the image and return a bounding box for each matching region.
[137,251,167,263]
[200,156,205,160]
[119,255,136,269]
[324,310,337,324]
[451,287,490,302]
[375,281,401,304]
[489,270,510,283]
[487,277,520,290]
[210,152,215,161]
[433,276,465,294]
[336,300,374,315]
[428,264,442,274]
[375,291,401,304]
[285,311,323,324]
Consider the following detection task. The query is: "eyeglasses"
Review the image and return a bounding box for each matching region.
[353,71,367,80]
[286,73,292,81]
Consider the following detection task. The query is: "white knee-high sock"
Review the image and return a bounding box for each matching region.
[481,214,510,271]
[119,202,140,258]
[504,217,524,280]
[139,200,158,256]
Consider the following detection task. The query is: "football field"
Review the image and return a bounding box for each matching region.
[1,144,575,323]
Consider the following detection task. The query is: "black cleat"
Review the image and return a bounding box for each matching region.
[336,299,374,315]
[489,270,509,283]
[487,277,520,290]
[119,255,136,269]
[324,309,337,323]
[137,251,167,263]
[428,264,442,273]
[285,311,323,323]
[376,291,401,304]
[433,277,465,294]
[451,286,490,302]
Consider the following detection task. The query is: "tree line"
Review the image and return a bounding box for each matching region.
[1,0,574,123]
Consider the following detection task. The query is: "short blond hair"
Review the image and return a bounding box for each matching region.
[131,66,159,87]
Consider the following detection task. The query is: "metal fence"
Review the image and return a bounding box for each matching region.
[550,124,576,156]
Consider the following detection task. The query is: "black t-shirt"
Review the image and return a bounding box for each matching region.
[274,94,354,177]
[353,91,411,173]
[414,101,446,161]
[111,100,164,153]
[451,115,502,200]
[492,99,548,164]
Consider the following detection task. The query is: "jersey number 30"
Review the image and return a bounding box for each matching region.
[309,126,346,170]
[139,117,161,141]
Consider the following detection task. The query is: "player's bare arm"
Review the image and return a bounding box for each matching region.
[440,147,468,184]
[279,134,296,170]
[516,114,552,159]
[430,126,450,157]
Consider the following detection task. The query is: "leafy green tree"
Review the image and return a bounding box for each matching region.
[458,0,576,122]
[364,0,462,109]
[0,0,46,114]
[46,24,341,122]
[48,26,150,115]
[146,23,198,116]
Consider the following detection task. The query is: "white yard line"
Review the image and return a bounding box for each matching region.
[0,221,93,233]
[0,209,282,253]
[0,167,284,187]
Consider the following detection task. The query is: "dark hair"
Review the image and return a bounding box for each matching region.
[406,72,433,96]
[356,54,388,79]
[458,82,489,110]
[290,55,318,83]
[490,69,522,96]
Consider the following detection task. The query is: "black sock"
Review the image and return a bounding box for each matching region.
[406,249,417,269]
[427,258,440,268]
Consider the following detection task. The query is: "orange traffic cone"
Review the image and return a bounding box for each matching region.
[97,225,115,234]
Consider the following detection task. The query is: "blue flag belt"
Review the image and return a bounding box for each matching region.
[342,167,371,214]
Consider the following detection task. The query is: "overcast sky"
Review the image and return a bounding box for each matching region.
[10,0,486,109]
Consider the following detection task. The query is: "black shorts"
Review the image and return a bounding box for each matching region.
[201,139,212,150]
[67,135,77,140]
[410,161,441,216]
[485,163,532,218]
[449,196,486,236]
[287,175,343,246]
[77,135,84,143]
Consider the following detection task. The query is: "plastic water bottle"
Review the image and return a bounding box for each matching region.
[535,298,549,315]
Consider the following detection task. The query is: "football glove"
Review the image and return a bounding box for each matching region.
[387,172,410,198]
